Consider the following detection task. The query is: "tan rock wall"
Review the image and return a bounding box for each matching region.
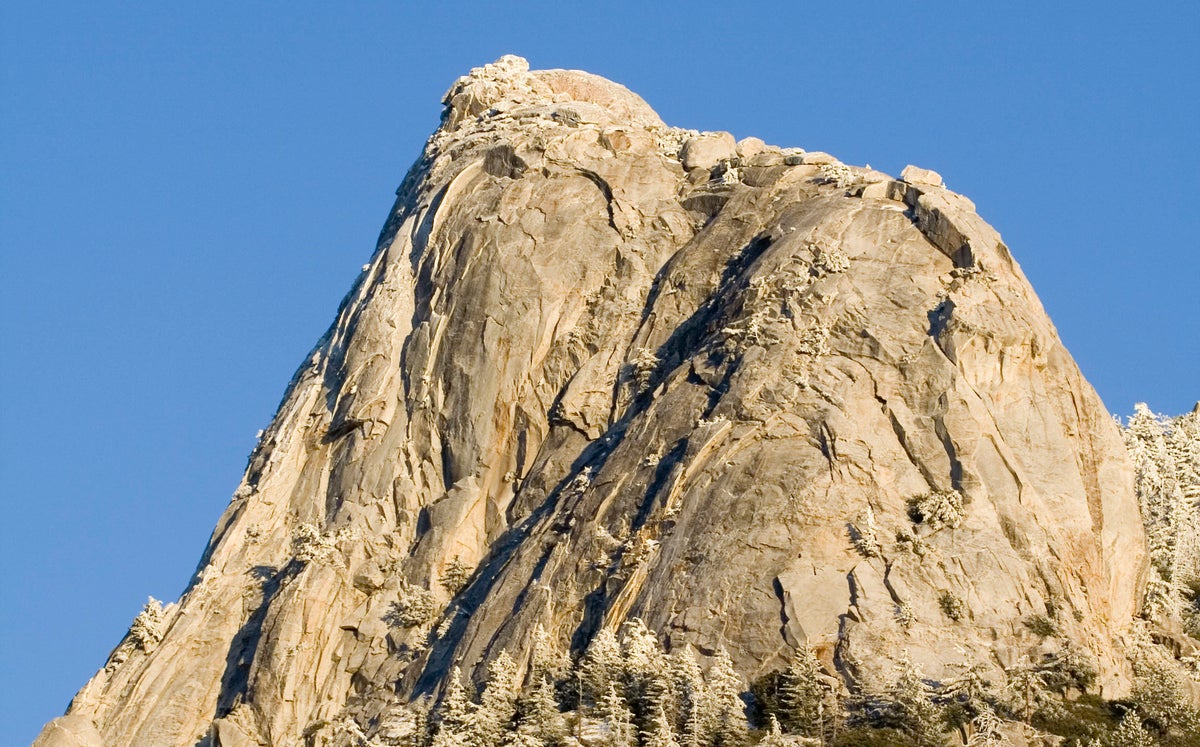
[41,56,1147,746]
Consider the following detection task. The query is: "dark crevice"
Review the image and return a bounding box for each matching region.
[932,414,965,492]
[577,169,617,233]
[324,418,365,443]
[632,439,689,532]
[927,298,954,339]
[772,577,790,646]
[215,563,297,718]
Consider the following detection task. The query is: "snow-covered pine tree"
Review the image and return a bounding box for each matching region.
[667,646,708,747]
[1104,710,1155,747]
[505,676,566,747]
[890,657,945,747]
[777,644,828,738]
[440,556,474,596]
[432,667,474,747]
[1000,663,1050,722]
[1166,407,1200,634]
[529,624,569,683]
[407,703,431,747]
[705,649,749,747]
[619,619,673,733]
[940,661,993,732]
[620,619,666,687]
[470,651,521,747]
[127,596,166,652]
[1124,404,1200,628]
[1126,404,1183,621]
[642,702,681,747]
[1130,640,1200,737]
[965,706,1003,747]
[758,716,787,747]
[579,629,622,708]
[597,683,637,747]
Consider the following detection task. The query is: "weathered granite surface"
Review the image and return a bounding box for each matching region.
[37,56,1148,746]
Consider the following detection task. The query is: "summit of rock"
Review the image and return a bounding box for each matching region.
[441,55,665,131]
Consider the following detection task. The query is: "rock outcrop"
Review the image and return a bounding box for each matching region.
[39,56,1152,746]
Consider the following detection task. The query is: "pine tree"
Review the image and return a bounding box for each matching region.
[642,702,681,747]
[505,676,565,747]
[705,649,749,747]
[1167,408,1200,626]
[1124,404,1200,626]
[128,597,166,652]
[579,629,622,708]
[597,684,637,747]
[777,644,828,738]
[1131,643,1200,736]
[965,706,1003,747]
[619,619,673,733]
[891,657,945,747]
[529,624,569,683]
[1104,711,1155,747]
[667,647,707,747]
[440,556,474,595]
[433,667,474,747]
[1126,405,1179,617]
[1001,665,1049,721]
[470,651,521,747]
[411,704,431,747]
[941,661,993,733]
[758,716,787,747]
[621,618,668,689]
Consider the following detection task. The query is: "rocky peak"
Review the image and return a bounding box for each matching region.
[36,57,1187,747]
[440,54,664,132]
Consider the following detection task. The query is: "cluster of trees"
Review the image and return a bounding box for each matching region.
[369,615,1200,747]
[1123,404,1200,635]
[424,620,757,747]
[381,622,1011,747]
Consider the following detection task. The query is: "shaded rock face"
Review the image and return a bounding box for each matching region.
[43,56,1147,746]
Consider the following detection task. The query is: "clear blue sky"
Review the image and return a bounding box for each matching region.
[2,2,1196,742]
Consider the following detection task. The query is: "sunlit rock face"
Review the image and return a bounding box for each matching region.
[38,56,1150,747]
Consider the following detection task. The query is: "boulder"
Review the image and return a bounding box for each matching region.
[901,163,945,187]
[680,131,737,170]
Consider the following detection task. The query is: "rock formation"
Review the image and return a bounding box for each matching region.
[37,56,1177,746]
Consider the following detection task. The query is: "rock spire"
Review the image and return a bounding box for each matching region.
[37,56,1154,747]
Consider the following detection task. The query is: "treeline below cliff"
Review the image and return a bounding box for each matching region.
[329,609,1196,747]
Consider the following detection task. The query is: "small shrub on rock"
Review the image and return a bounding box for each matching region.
[938,590,966,621]
[439,556,473,596]
[387,582,438,628]
[849,506,880,558]
[1024,614,1060,639]
[812,244,851,275]
[819,163,857,188]
[907,491,965,531]
[129,597,166,652]
[627,347,660,389]
[292,523,359,567]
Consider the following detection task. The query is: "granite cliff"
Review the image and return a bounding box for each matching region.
[36,57,1200,747]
